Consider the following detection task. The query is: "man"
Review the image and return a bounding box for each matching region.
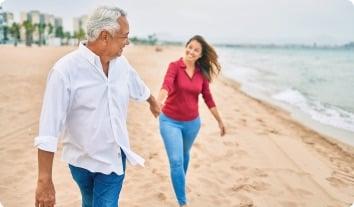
[34,6,160,207]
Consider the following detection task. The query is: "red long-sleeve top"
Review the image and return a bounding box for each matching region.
[161,58,216,121]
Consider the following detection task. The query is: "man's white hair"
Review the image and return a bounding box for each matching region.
[86,6,127,41]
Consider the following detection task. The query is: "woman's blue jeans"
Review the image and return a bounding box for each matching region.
[68,152,126,207]
[159,113,201,206]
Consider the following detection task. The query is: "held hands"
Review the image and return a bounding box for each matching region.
[157,101,164,110]
[147,95,161,118]
[35,178,56,207]
[149,102,161,118]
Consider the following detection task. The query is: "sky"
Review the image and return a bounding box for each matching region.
[2,0,354,45]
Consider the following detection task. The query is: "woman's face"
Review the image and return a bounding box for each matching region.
[184,40,202,62]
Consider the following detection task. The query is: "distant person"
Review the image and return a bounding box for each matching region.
[34,6,160,207]
[157,35,226,206]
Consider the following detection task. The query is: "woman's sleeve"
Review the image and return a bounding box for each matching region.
[201,78,216,108]
[161,62,178,94]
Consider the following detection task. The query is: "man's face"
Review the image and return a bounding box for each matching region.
[107,16,130,58]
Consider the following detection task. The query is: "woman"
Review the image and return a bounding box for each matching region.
[157,35,226,207]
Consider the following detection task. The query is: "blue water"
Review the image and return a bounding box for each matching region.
[218,46,354,146]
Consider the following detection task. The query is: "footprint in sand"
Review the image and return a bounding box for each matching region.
[223,140,239,147]
[326,176,347,188]
[148,152,159,160]
[268,129,280,134]
[151,168,168,180]
[240,118,248,126]
[231,181,270,192]
[235,149,249,157]
[157,192,167,201]
[193,163,200,169]
[193,142,202,150]
[252,168,268,178]
[256,118,267,128]
[238,197,254,207]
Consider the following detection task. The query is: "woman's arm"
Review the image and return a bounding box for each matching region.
[158,62,178,108]
[209,107,226,136]
[157,88,168,109]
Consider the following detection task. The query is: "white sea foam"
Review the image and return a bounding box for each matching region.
[273,88,354,132]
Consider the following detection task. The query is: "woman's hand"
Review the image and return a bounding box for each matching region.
[218,121,226,136]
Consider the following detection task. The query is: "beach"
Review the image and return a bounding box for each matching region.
[0,45,353,207]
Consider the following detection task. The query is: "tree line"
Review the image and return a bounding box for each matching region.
[2,21,85,46]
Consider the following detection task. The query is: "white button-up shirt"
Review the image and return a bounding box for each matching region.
[34,43,150,175]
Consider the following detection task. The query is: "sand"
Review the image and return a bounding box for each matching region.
[0,45,353,207]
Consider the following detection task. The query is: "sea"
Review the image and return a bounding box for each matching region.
[217,46,354,146]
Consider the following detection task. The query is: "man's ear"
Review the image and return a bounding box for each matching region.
[99,31,110,42]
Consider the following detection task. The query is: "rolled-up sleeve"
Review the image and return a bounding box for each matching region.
[128,66,151,101]
[34,69,70,152]
[201,78,216,108]
[161,63,178,94]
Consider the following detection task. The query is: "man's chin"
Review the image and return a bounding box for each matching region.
[114,51,123,58]
[116,49,123,56]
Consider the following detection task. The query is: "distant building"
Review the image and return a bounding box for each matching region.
[0,4,4,43]
[44,14,55,26]
[43,14,55,39]
[18,10,63,44]
[73,15,87,33]
[29,10,41,24]
[73,15,87,41]
[54,17,63,28]
[20,11,28,23]
[2,12,14,26]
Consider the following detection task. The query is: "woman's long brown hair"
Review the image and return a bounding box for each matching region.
[186,35,221,82]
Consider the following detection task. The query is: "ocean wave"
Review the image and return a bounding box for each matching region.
[272,88,354,133]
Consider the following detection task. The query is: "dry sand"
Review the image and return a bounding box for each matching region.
[0,45,353,207]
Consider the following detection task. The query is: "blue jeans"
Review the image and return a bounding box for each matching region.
[68,152,126,207]
[159,113,201,206]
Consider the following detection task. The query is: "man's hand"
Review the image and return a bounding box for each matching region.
[147,95,161,118]
[149,101,161,118]
[35,178,56,207]
[36,149,55,207]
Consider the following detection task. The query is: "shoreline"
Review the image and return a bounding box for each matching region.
[219,75,354,156]
[217,45,354,149]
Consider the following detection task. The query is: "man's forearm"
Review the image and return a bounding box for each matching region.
[38,149,54,181]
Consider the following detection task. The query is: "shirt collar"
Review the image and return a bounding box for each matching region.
[78,41,101,68]
[177,57,201,72]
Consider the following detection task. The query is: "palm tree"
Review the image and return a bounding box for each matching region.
[22,20,34,46]
[37,23,46,46]
[148,33,158,45]
[74,27,85,43]
[47,23,53,37]
[3,25,9,43]
[55,26,64,39]
[63,31,71,45]
[9,22,20,46]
